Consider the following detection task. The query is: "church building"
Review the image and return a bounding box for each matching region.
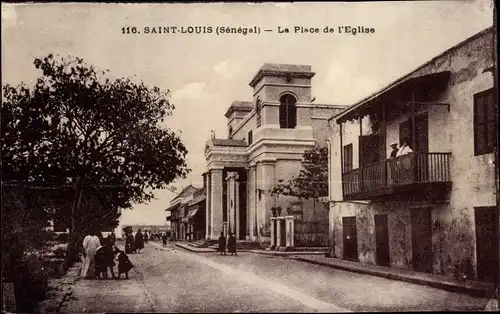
[203,63,346,245]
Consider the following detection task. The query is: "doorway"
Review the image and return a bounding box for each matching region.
[411,208,433,273]
[342,216,358,261]
[375,214,390,266]
[475,207,499,283]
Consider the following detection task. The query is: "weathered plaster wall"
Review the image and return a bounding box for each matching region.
[327,28,495,279]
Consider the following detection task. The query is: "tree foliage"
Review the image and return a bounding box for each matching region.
[270,145,328,199]
[2,53,189,206]
[2,53,190,269]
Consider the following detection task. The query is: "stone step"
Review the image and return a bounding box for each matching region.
[208,241,265,250]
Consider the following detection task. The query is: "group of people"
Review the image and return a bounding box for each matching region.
[125,229,145,254]
[81,229,134,280]
[218,232,237,256]
[389,140,413,158]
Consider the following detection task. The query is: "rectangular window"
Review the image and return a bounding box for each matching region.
[474,88,497,156]
[248,130,253,145]
[343,144,353,173]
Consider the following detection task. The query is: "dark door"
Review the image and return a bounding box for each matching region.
[342,216,358,261]
[475,207,499,283]
[414,113,429,153]
[375,214,390,266]
[399,119,412,147]
[411,208,433,273]
[415,113,429,181]
[359,135,380,167]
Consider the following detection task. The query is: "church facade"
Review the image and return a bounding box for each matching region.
[203,63,346,243]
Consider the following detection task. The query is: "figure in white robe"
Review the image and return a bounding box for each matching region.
[395,141,414,182]
[81,231,101,278]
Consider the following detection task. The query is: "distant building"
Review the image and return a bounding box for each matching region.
[166,184,206,241]
[327,27,497,283]
[203,63,347,245]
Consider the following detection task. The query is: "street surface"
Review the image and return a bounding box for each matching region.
[63,241,490,313]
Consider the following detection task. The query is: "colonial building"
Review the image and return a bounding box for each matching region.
[166,184,206,241]
[204,63,347,246]
[327,27,498,283]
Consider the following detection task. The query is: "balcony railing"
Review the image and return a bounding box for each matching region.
[342,152,451,197]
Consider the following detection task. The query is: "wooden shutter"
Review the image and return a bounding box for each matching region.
[343,144,353,173]
[279,103,287,128]
[486,91,497,152]
[475,89,496,155]
[288,102,297,128]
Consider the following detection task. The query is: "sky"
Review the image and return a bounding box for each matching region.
[1,1,494,228]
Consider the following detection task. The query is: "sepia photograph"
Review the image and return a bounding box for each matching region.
[1,1,498,312]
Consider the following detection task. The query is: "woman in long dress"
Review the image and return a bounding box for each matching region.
[81,229,101,279]
[135,229,145,253]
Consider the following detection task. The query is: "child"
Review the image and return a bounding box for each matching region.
[95,237,117,279]
[115,248,134,279]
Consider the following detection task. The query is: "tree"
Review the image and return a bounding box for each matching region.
[2,54,190,264]
[270,145,328,200]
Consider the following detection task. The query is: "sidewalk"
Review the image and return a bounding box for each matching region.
[292,255,496,298]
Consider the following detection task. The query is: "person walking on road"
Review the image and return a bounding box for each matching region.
[218,232,227,256]
[161,232,168,248]
[135,229,145,253]
[228,232,237,256]
[81,228,101,279]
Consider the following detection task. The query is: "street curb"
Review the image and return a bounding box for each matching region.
[291,257,494,298]
[248,250,326,257]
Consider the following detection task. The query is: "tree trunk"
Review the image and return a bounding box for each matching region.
[65,176,84,269]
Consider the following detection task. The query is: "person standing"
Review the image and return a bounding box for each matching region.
[81,228,101,279]
[218,232,227,256]
[135,229,145,253]
[389,143,399,158]
[144,230,149,243]
[396,140,413,157]
[396,140,414,181]
[388,143,399,184]
[228,232,237,256]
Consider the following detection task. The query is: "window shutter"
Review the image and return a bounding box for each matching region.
[288,103,297,128]
[474,89,496,155]
[279,103,287,128]
[486,92,497,151]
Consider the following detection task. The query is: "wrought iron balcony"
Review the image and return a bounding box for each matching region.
[342,152,452,200]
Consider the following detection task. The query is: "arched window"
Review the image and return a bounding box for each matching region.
[228,126,233,139]
[279,94,297,129]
